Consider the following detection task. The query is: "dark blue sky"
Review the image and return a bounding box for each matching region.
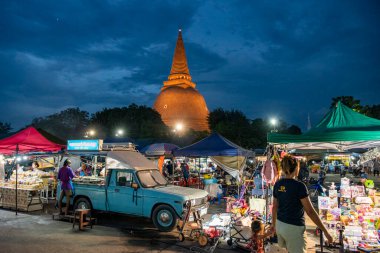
[1,1,379,131]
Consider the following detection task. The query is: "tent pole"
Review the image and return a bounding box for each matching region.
[198,158,201,189]
[15,144,19,216]
[94,155,98,176]
[237,151,240,197]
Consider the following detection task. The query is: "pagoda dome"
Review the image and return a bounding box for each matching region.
[154,86,209,131]
[153,29,210,132]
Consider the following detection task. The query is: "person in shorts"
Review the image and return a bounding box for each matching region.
[58,159,75,215]
[272,155,332,253]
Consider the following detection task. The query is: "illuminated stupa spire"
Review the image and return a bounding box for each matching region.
[163,29,196,90]
[170,29,190,77]
[153,29,210,132]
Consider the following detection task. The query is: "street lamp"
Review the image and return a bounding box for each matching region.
[270,118,277,132]
[84,129,96,138]
[175,123,183,132]
[115,129,124,137]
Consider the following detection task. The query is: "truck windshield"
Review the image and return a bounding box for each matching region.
[137,170,168,188]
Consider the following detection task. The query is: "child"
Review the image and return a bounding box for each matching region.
[246,219,273,253]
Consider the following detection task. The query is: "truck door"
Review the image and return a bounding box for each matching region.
[107,170,143,215]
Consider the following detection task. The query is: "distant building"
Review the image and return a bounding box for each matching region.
[153,29,210,132]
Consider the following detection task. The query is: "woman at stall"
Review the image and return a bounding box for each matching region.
[271,155,333,253]
[76,162,92,176]
[58,159,75,215]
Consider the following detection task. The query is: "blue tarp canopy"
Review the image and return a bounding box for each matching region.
[173,133,253,157]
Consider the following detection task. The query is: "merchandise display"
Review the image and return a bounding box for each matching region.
[2,170,54,190]
[318,177,380,252]
[0,169,54,211]
[72,176,105,185]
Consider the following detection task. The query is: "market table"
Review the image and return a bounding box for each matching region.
[0,185,43,212]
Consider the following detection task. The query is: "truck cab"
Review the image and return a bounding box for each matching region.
[60,150,208,232]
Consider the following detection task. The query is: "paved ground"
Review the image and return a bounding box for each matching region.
[0,173,379,253]
[0,201,319,253]
[0,201,242,253]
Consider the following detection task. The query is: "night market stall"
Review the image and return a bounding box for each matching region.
[173,133,265,250]
[0,126,65,213]
[268,101,380,151]
[174,132,254,180]
[268,102,380,252]
[173,133,255,213]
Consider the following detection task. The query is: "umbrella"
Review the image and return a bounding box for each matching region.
[140,143,179,156]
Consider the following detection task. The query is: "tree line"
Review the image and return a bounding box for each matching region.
[0,96,379,149]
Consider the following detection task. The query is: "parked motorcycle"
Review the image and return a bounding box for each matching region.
[297,166,310,184]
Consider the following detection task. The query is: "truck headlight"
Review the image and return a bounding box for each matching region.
[183,200,191,208]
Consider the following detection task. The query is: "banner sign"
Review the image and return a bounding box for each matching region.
[67,140,102,151]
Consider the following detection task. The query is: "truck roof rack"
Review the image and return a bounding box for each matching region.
[101,142,137,151]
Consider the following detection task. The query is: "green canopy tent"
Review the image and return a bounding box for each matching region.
[268,101,380,151]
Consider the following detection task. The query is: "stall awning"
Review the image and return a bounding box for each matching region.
[0,126,65,155]
[268,102,380,150]
[173,133,253,179]
[174,133,253,157]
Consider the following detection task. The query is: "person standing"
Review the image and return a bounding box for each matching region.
[246,219,273,253]
[374,158,380,177]
[166,161,173,176]
[181,162,189,187]
[272,155,332,253]
[76,162,92,176]
[30,161,40,171]
[58,159,75,215]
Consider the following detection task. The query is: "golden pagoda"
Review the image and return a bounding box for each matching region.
[153,29,209,132]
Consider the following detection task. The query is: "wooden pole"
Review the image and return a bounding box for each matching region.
[15,144,19,215]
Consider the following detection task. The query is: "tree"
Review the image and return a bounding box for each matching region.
[362,104,380,120]
[0,122,12,135]
[208,108,253,148]
[90,104,169,140]
[285,125,302,135]
[32,108,90,140]
[250,118,270,148]
[168,129,209,147]
[330,96,363,112]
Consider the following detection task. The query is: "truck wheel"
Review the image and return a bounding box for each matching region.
[74,197,92,211]
[152,205,177,232]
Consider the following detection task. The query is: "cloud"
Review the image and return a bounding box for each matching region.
[0,0,379,133]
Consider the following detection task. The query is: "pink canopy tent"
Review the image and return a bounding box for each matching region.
[0,126,65,215]
[0,126,65,155]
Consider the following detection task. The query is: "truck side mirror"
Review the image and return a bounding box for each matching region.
[131,183,139,190]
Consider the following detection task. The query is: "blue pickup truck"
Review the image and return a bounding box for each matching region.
[60,150,209,232]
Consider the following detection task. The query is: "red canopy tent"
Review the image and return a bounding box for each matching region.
[0,126,65,215]
[0,126,65,155]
